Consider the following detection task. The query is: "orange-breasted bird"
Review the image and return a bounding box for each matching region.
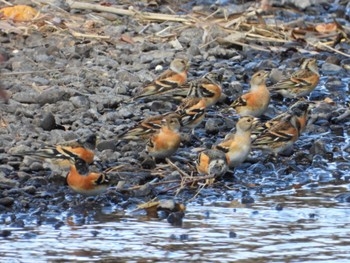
[156,71,223,105]
[253,99,310,136]
[66,156,110,195]
[117,112,181,141]
[146,115,181,159]
[176,97,207,130]
[185,72,223,107]
[133,58,189,101]
[17,134,96,173]
[213,116,259,168]
[252,114,302,155]
[196,149,228,177]
[269,58,319,98]
[229,70,270,117]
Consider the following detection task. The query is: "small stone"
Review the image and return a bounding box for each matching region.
[70,96,90,109]
[37,87,71,105]
[275,203,283,211]
[97,140,118,151]
[167,212,184,226]
[29,162,44,172]
[229,231,237,238]
[12,92,38,104]
[335,192,350,203]
[321,62,343,74]
[22,186,36,195]
[241,196,254,204]
[205,118,224,135]
[0,197,14,207]
[0,230,11,237]
[40,112,57,131]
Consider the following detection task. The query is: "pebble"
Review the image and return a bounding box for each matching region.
[0,197,14,207]
[40,112,57,131]
[37,87,71,105]
[321,63,343,74]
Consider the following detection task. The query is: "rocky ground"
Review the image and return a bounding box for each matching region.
[0,0,350,228]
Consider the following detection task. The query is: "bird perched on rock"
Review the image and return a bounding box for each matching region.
[116,112,181,141]
[213,116,259,168]
[66,156,110,195]
[252,99,310,137]
[146,115,181,159]
[229,70,270,117]
[269,58,319,98]
[185,72,223,107]
[176,97,207,130]
[133,58,189,101]
[196,149,228,177]
[251,114,302,155]
[16,134,97,174]
[156,71,223,105]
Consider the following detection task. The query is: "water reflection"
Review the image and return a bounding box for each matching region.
[1,186,350,262]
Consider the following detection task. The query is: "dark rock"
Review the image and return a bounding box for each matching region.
[29,161,44,172]
[37,87,71,105]
[133,183,153,197]
[22,186,36,195]
[321,63,343,74]
[335,192,350,203]
[325,77,346,91]
[12,92,38,104]
[241,196,254,204]
[0,230,11,238]
[70,96,90,108]
[205,118,224,135]
[0,173,17,187]
[167,211,184,226]
[325,56,340,65]
[275,204,283,211]
[229,231,237,238]
[0,197,14,206]
[97,140,118,151]
[40,112,57,131]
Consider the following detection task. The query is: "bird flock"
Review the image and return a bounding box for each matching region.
[18,57,320,196]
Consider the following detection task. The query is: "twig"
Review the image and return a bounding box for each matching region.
[0,0,12,5]
[66,0,192,23]
[1,69,64,76]
[165,158,190,178]
[224,9,263,29]
[314,41,350,58]
[70,30,110,39]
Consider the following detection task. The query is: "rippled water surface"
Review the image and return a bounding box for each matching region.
[1,185,350,262]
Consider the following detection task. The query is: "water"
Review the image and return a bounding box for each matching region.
[1,185,350,262]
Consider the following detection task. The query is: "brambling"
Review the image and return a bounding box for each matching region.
[146,115,181,159]
[253,100,310,136]
[117,112,181,141]
[133,58,189,101]
[185,72,223,107]
[176,97,207,129]
[214,116,259,168]
[230,70,270,117]
[66,157,110,195]
[159,71,223,105]
[18,134,96,172]
[252,114,301,155]
[196,149,228,177]
[269,58,320,98]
